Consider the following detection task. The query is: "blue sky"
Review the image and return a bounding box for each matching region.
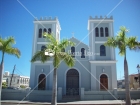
[0,0,140,80]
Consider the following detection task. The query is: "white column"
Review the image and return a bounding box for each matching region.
[80,88,84,100]
[32,24,38,56]
[111,64,117,89]
[109,23,114,60]
[92,23,95,60]
[111,23,116,60]
[52,24,56,38]
[91,63,96,90]
[89,22,92,60]
[58,87,62,100]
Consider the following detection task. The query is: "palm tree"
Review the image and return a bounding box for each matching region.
[0,36,21,101]
[104,26,139,105]
[31,34,75,105]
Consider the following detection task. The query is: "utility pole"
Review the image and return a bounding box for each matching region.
[137,64,140,88]
[9,65,16,87]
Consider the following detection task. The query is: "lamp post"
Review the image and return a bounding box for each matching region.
[45,50,54,57]
[136,64,140,88]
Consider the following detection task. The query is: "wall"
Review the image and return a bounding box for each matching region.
[57,60,90,95]
[2,88,140,102]
[81,88,140,100]
[2,88,62,101]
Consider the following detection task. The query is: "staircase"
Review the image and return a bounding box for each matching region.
[62,95,80,102]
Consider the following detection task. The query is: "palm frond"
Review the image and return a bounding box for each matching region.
[59,39,75,49]
[43,33,57,45]
[0,36,21,59]
[104,37,118,47]
[129,41,140,51]
[127,37,138,48]
[57,52,75,67]
[5,47,21,58]
[3,36,15,48]
[31,51,50,63]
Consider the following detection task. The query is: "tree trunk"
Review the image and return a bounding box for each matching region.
[0,63,4,105]
[124,54,131,105]
[0,52,4,105]
[51,68,57,105]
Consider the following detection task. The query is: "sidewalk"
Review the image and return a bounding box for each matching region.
[1,100,140,105]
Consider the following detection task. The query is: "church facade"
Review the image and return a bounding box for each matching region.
[30,16,117,95]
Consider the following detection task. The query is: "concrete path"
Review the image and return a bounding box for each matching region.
[1,100,140,105]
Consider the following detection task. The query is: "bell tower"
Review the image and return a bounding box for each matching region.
[87,16,115,61]
[32,17,61,56]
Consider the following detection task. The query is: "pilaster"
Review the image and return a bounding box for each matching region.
[32,24,38,56]
[90,63,96,90]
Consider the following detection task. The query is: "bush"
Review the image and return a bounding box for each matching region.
[2,82,7,89]
[20,85,26,89]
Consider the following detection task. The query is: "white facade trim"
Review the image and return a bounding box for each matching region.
[32,24,38,56]
[89,20,114,22]
[64,67,81,95]
[32,61,53,63]
[95,41,106,43]
[37,42,48,44]
[34,21,57,24]
[87,20,113,30]
[98,73,110,91]
[89,61,117,63]
[92,23,95,60]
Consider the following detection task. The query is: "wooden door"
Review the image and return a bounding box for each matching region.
[100,74,108,90]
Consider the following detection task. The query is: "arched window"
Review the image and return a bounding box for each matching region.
[105,27,109,37]
[44,28,47,32]
[81,48,85,58]
[95,27,99,37]
[41,45,46,51]
[71,46,75,58]
[100,27,104,37]
[38,28,42,38]
[100,45,106,56]
[48,28,51,34]
[43,28,47,38]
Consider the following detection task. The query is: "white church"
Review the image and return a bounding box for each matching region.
[30,16,117,95]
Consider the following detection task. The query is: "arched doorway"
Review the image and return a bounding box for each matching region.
[100,74,108,90]
[38,74,46,90]
[66,69,79,95]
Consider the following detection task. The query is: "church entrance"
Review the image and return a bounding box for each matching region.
[66,69,79,95]
[100,74,108,90]
[38,74,46,90]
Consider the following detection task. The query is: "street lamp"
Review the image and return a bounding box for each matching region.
[136,64,140,88]
[45,50,54,57]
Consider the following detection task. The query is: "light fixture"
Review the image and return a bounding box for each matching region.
[42,68,44,72]
[45,52,49,55]
[45,49,54,57]
[102,68,104,73]
[49,52,54,57]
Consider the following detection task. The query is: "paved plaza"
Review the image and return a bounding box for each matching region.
[1,100,140,105]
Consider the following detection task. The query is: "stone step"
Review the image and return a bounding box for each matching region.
[62,95,80,102]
